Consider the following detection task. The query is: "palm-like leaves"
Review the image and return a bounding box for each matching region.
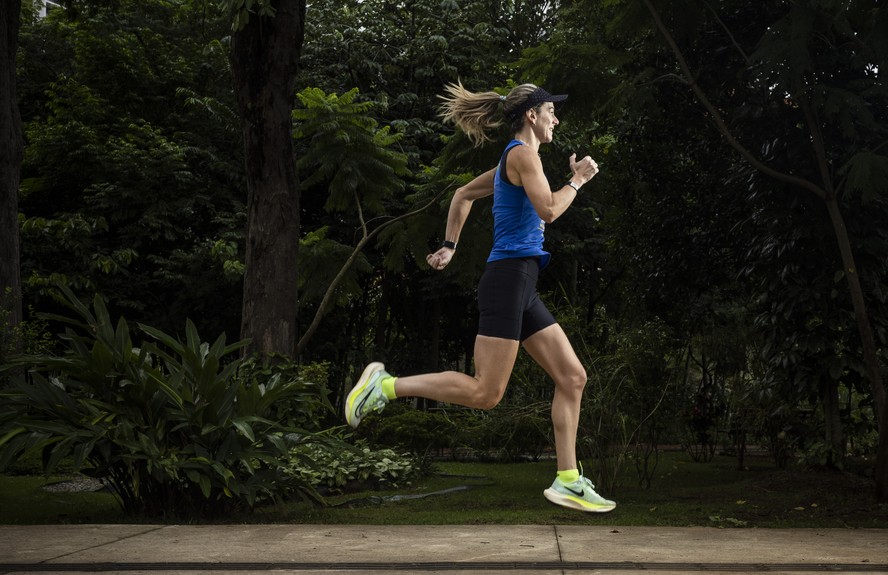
[0,285,327,517]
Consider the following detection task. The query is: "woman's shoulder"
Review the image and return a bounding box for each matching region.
[506,142,540,167]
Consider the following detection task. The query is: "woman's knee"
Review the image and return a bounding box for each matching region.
[475,394,503,410]
[473,377,508,409]
[558,366,587,396]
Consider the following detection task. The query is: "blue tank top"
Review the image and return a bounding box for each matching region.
[488,140,551,269]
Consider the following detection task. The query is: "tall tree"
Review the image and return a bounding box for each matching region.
[522,0,887,497]
[228,0,305,358]
[638,0,888,500]
[292,0,516,376]
[18,0,244,338]
[0,0,23,353]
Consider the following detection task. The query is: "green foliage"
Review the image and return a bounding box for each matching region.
[838,151,888,204]
[236,356,334,432]
[284,440,420,493]
[297,0,515,166]
[18,0,244,337]
[294,87,410,215]
[221,0,276,32]
[296,226,372,307]
[558,301,685,493]
[290,86,429,357]
[450,407,552,463]
[0,285,328,518]
[1,290,55,373]
[360,400,551,464]
[798,441,837,470]
[12,0,888,502]
[360,405,456,456]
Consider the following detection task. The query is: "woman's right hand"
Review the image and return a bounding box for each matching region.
[569,153,599,186]
[426,247,455,271]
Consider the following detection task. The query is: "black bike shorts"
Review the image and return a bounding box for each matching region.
[477,256,556,342]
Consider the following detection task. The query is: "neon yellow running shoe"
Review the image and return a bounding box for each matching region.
[345,362,390,428]
[543,474,616,513]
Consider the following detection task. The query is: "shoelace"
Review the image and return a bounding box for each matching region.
[577,462,597,490]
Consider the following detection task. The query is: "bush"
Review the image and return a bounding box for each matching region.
[0,285,329,518]
[357,401,552,462]
[1,289,55,387]
[238,357,333,432]
[362,405,456,455]
[376,409,448,454]
[284,440,421,493]
[450,407,551,462]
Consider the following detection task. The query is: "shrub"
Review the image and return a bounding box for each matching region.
[0,285,329,518]
[359,402,552,462]
[1,289,55,387]
[450,406,551,462]
[237,357,333,432]
[364,405,455,455]
[284,440,420,493]
[357,401,455,455]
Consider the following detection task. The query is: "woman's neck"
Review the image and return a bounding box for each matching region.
[514,128,541,152]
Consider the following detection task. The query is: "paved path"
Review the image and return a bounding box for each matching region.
[1,524,886,574]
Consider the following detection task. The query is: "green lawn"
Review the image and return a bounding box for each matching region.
[3,452,887,527]
[268,453,888,528]
[0,474,122,524]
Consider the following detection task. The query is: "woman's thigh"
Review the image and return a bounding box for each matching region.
[472,334,520,401]
[521,323,585,387]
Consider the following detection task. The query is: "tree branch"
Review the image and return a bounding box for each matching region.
[702,0,749,64]
[641,0,826,201]
[295,183,455,357]
[354,189,368,239]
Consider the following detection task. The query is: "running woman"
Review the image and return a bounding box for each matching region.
[345,81,615,513]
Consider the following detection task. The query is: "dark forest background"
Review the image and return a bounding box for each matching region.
[2,0,887,505]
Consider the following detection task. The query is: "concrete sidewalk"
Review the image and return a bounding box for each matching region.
[1,524,886,574]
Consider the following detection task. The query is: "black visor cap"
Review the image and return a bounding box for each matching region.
[506,87,568,122]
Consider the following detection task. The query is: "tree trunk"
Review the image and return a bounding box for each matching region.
[877,394,888,501]
[822,199,886,416]
[230,0,306,359]
[0,0,23,354]
[820,374,843,468]
[824,197,888,497]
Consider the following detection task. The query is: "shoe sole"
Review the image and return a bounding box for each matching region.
[345,362,385,428]
[543,488,616,513]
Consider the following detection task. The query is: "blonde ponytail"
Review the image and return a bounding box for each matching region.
[438,81,503,147]
[438,82,542,147]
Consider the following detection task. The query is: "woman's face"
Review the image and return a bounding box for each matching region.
[532,103,559,143]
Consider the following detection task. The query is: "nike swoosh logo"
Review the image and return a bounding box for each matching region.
[565,487,584,497]
[356,392,371,415]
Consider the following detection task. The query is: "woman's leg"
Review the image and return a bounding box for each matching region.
[394,335,519,409]
[521,323,587,471]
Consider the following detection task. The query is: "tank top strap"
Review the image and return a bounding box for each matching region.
[496,140,525,186]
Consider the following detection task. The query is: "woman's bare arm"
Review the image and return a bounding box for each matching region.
[508,147,598,224]
[426,167,496,270]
